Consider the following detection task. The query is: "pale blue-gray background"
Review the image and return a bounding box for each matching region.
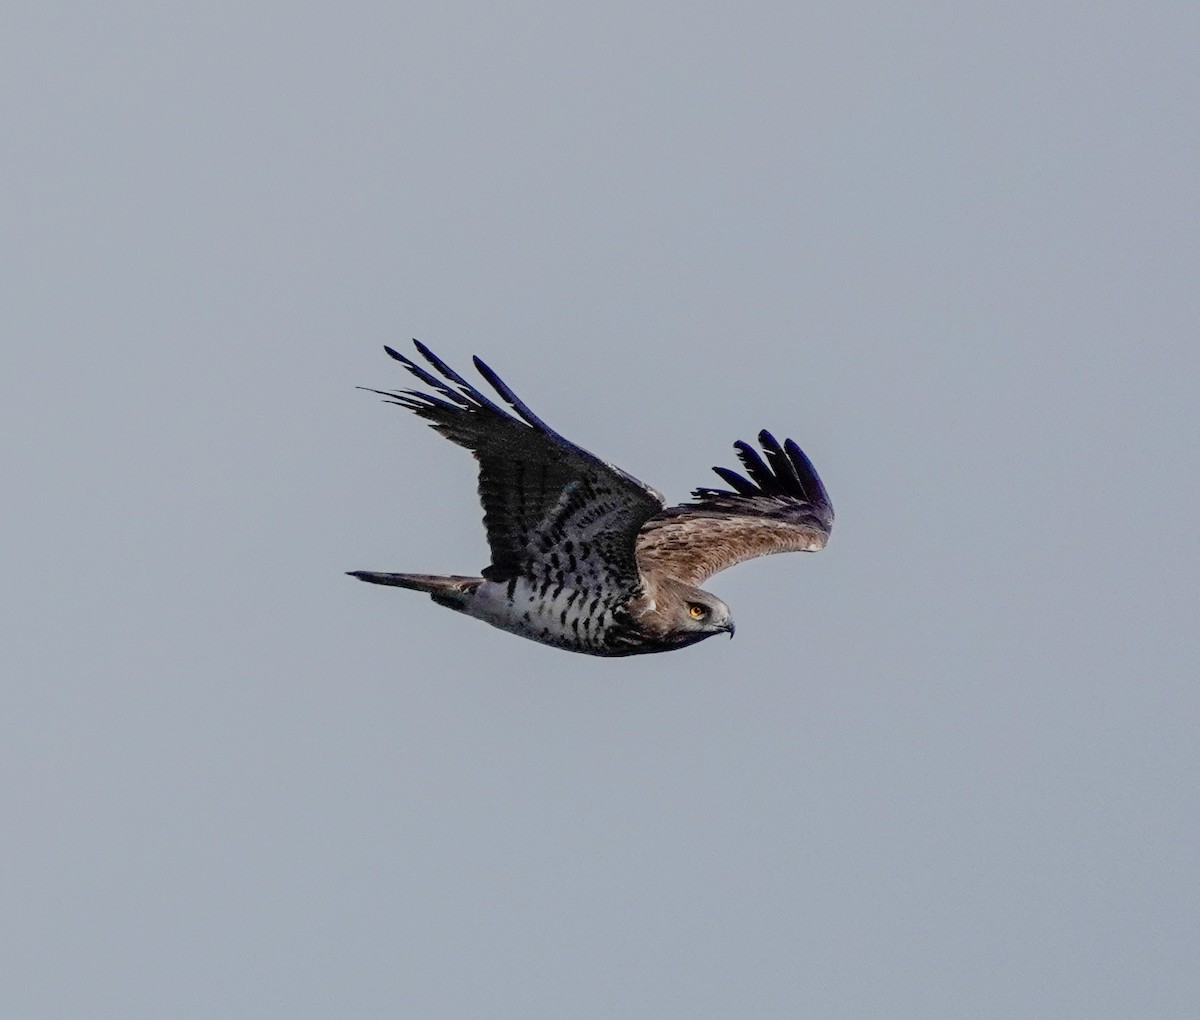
[3,3,1196,1016]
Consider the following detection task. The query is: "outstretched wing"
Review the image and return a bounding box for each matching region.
[635,430,833,587]
[363,340,665,586]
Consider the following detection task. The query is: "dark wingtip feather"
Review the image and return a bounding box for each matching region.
[733,440,774,489]
[711,465,758,494]
[694,430,833,524]
[472,355,554,431]
[413,339,470,387]
[783,437,831,512]
[368,339,567,442]
[356,384,407,401]
[758,429,804,490]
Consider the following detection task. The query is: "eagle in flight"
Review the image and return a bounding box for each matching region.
[350,341,833,656]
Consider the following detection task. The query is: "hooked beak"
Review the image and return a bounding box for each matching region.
[723,620,736,639]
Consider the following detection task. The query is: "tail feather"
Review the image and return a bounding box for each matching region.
[347,571,480,610]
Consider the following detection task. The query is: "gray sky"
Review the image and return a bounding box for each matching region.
[4,2,1197,1017]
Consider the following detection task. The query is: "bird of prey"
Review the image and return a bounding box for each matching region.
[349,341,833,656]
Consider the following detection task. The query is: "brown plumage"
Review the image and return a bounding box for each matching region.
[349,340,833,656]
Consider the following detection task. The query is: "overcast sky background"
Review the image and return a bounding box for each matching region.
[3,3,1197,1017]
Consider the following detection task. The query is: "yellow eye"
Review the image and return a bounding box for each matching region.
[688,604,708,620]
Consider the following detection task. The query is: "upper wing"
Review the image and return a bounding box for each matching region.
[635,430,833,587]
[363,340,665,586]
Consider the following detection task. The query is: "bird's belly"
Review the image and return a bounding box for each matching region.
[466,577,630,654]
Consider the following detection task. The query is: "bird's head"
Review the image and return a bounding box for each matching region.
[680,593,735,638]
[650,578,735,647]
